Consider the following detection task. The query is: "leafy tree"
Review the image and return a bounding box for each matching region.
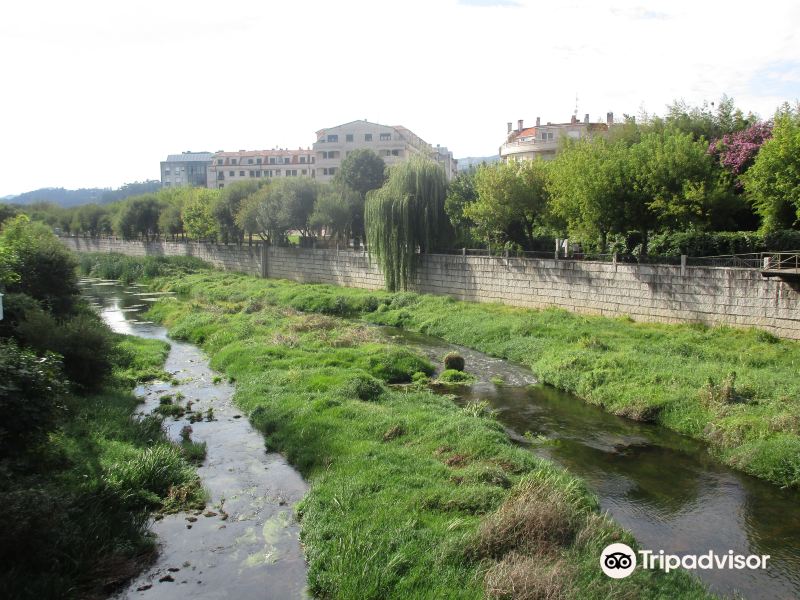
[0,204,19,227]
[158,201,184,241]
[465,160,550,250]
[267,177,318,238]
[235,186,268,244]
[72,204,112,237]
[214,180,261,244]
[744,105,800,230]
[334,149,386,240]
[630,129,739,231]
[664,96,755,141]
[311,183,362,245]
[251,185,288,244]
[444,170,479,247]
[115,195,162,240]
[549,138,631,249]
[0,215,78,315]
[365,157,450,291]
[182,189,219,241]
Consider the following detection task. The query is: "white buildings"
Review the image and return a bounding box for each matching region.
[499,113,613,162]
[312,120,458,182]
[206,149,316,189]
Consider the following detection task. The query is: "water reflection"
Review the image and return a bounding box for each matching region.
[385,326,800,599]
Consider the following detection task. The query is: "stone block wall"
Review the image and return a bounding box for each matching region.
[63,238,800,339]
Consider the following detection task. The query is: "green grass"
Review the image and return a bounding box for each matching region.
[139,269,800,489]
[0,334,205,599]
[137,270,710,599]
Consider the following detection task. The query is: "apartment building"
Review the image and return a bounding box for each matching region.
[206,149,316,188]
[312,120,457,182]
[160,152,213,187]
[499,113,613,162]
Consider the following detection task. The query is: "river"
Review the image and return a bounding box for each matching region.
[384,327,800,600]
[80,279,309,599]
[81,279,800,599]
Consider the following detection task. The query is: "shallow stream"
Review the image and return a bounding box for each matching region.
[80,279,309,599]
[81,280,800,599]
[383,327,800,600]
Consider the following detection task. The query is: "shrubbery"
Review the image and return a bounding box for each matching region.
[0,339,67,457]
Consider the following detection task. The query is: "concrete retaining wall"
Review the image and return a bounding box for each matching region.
[64,237,800,339]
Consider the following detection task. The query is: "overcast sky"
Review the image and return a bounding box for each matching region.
[1,0,799,196]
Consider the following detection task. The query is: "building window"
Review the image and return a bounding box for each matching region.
[164,168,170,175]
[248,158,254,164]
[240,170,245,176]
[231,158,238,165]
[286,169,298,176]
[327,134,338,142]
[217,159,223,165]
[391,149,400,156]
[301,169,307,175]
[249,170,254,177]
[256,158,262,164]
[229,171,235,176]
[218,183,224,189]
[284,157,291,164]
[346,134,353,142]
[382,150,391,156]
[269,157,276,164]
[300,156,306,164]
[379,133,391,141]
[256,170,262,177]
[164,182,171,187]
[311,156,315,163]
[364,133,373,141]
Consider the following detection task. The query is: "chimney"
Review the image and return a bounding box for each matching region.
[584,113,589,124]
[517,119,523,132]
[507,122,513,134]
[571,114,577,124]
[535,116,541,127]
[607,112,614,125]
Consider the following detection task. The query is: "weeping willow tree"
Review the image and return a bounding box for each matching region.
[365,156,451,291]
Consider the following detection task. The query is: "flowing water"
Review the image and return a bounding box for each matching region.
[382,327,800,600]
[79,280,309,599]
[80,279,800,600]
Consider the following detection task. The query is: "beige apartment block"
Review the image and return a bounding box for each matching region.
[499,113,613,162]
[313,120,458,182]
[206,149,316,188]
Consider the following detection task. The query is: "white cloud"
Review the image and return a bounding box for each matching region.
[1,0,799,194]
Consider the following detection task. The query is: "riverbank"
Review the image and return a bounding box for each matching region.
[140,268,800,490]
[0,332,206,599]
[78,257,711,598]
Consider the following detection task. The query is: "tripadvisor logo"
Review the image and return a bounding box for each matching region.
[601,543,771,578]
[601,543,637,579]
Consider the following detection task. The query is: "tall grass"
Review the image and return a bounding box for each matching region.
[147,270,800,489]
[78,252,208,283]
[0,335,204,599]
[138,271,710,599]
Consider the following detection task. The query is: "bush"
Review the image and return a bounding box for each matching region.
[1,216,78,315]
[437,369,476,384]
[648,229,800,257]
[367,348,434,383]
[14,306,116,390]
[443,351,465,371]
[340,372,385,401]
[0,339,67,457]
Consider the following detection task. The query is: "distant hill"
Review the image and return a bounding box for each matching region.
[456,155,501,171]
[6,180,162,207]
